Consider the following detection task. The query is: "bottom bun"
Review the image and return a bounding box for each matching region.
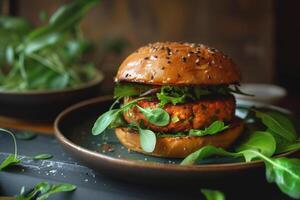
[115,117,245,158]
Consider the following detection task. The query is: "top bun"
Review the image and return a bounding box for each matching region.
[115,42,241,85]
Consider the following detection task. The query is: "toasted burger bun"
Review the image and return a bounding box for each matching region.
[115,42,241,85]
[115,117,244,158]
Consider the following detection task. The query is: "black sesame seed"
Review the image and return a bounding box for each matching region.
[151,75,154,80]
[144,57,149,60]
[167,61,171,64]
[166,48,172,56]
[182,57,187,62]
[161,66,165,70]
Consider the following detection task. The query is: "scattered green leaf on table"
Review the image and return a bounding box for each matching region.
[33,154,53,160]
[201,189,226,200]
[16,182,76,200]
[0,154,20,171]
[15,132,37,140]
[37,183,77,200]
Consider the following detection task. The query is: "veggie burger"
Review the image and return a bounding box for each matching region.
[93,42,246,158]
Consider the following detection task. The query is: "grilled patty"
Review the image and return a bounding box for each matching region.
[123,95,236,133]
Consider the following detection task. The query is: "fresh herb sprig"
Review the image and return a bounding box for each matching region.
[0,128,20,170]
[0,128,54,171]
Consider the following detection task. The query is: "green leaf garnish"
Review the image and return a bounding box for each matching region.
[156,86,187,107]
[114,83,152,98]
[264,157,300,199]
[181,145,236,165]
[201,189,226,200]
[33,154,53,160]
[92,97,149,135]
[189,121,229,137]
[235,131,276,162]
[137,106,170,126]
[138,127,156,153]
[255,111,297,142]
[92,109,119,135]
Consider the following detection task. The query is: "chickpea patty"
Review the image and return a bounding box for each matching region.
[123,95,236,133]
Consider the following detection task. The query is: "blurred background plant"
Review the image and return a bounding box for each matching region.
[0,0,101,91]
[0,0,129,92]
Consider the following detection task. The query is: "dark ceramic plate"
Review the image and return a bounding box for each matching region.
[54,96,296,184]
[0,71,103,121]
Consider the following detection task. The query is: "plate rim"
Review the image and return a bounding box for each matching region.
[54,96,297,173]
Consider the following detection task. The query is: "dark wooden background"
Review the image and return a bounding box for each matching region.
[1,0,300,96]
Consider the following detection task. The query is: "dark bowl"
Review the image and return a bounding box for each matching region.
[54,96,297,185]
[0,70,104,121]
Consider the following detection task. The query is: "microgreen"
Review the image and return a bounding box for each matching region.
[92,97,148,135]
[189,121,229,137]
[156,86,188,107]
[138,127,156,153]
[137,105,170,126]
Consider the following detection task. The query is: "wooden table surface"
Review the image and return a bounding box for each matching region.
[0,115,53,134]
